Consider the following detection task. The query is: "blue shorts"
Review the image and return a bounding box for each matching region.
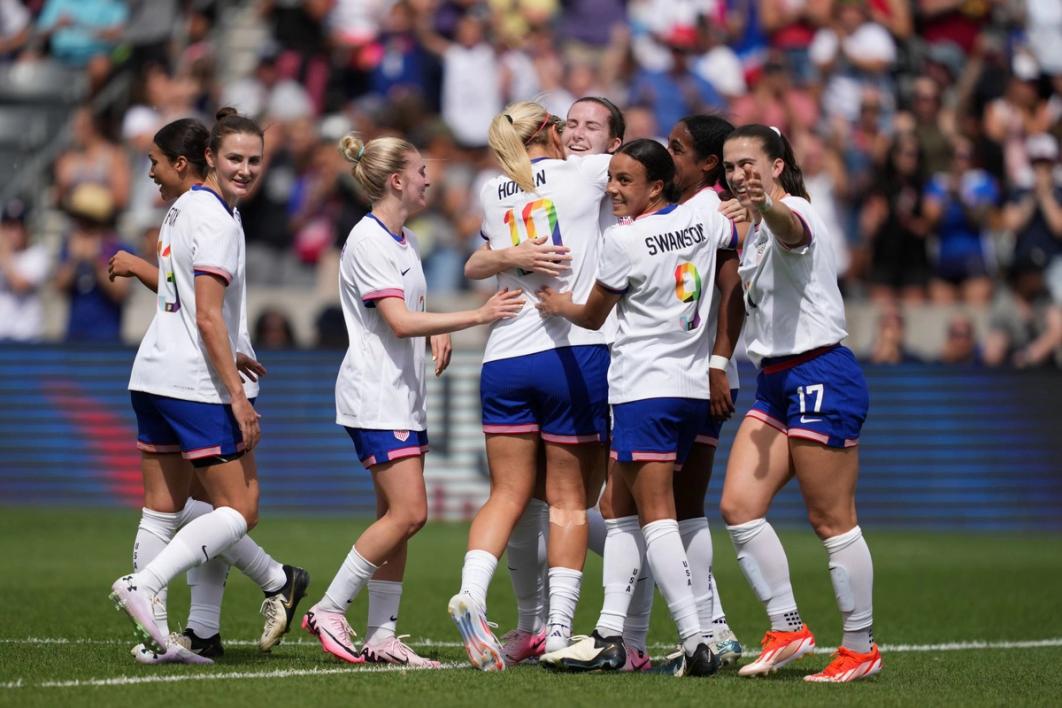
[611,397,709,465]
[345,427,429,468]
[131,391,247,461]
[749,345,868,448]
[481,345,609,444]
[695,389,740,447]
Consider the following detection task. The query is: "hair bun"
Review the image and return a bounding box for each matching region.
[339,133,366,164]
[215,106,239,121]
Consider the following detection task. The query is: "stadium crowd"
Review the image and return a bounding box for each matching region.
[0,0,1059,366]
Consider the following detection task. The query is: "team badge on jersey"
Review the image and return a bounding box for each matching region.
[394,430,410,442]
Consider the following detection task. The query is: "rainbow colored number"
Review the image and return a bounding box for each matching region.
[674,262,702,330]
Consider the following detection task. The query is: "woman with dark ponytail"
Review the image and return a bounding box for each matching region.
[535,138,740,677]
[719,125,880,682]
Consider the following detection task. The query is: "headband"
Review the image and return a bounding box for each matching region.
[523,113,553,145]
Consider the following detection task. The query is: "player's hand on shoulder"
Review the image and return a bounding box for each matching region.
[478,288,525,323]
[513,235,571,276]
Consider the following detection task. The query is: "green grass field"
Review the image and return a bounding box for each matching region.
[3,507,1062,707]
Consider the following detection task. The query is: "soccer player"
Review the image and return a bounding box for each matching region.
[450,100,612,671]
[300,133,523,668]
[499,96,627,666]
[536,138,738,677]
[109,108,267,655]
[719,125,881,682]
[107,117,309,664]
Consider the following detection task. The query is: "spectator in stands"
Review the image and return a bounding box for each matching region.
[52,183,129,342]
[730,56,819,144]
[0,0,32,62]
[0,199,51,342]
[984,51,1053,189]
[984,260,1062,369]
[938,313,982,365]
[1004,134,1062,286]
[867,305,919,364]
[263,0,332,114]
[36,0,128,91]
[909,76,953,177]
[54,105,131,212]
[254,308,297,349]
[759,0,824,86]
[923,134,999,305]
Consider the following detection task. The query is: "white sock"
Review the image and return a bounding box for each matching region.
[459,549,498,609]
[587,507,607,557]
[546,567,582,650]
[595,515,642,637]
[320,546,378,614]
[134,506,247,596]
[177,498,213,526]
[642,519,701,648]
[727,518,801,631]
[133,508,181,634]
[710,572,728,624]
[824,526,874,653]
[622,571,654,652]
[222,536,287,594]
[678,517,715,641]
[365,580,403,643]
[186,557,229,637]
[507,500,547,633]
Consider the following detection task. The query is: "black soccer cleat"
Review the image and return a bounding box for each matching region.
[258,564,311,651]
[541,630,627,672]
[182,627,224,658]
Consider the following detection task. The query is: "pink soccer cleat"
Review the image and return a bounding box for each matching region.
[448,592,505,671]
[301,604,365,664]
[361,634,441,669]
[621,645,652,672]
[501,627,546,666]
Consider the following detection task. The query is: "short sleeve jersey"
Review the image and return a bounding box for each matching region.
[129,186,245,404]
[479,154,610,363]
[686,187,741,388]
[737,196,848,368]
[596,202,738,403]
[335,214,428,430]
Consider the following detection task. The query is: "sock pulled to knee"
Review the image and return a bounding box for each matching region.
[726,518,801,631]
[824,525,874,653]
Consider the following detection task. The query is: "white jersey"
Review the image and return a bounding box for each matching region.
[738,195,848,367]
[597,202,738,404]
[686,187,740,389]
[335,214,428,430]
[597,200,621,345]
[479,154,610,362]
[129,186,246,404]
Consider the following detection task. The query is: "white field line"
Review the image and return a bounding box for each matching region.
[2,637,1061,690]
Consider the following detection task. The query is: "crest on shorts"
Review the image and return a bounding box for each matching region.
[394,430,410,442]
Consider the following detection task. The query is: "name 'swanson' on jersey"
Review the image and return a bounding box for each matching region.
[644,223,706,256]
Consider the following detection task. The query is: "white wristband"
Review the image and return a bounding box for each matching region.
[755,193,773,214]
[709,355,730,371]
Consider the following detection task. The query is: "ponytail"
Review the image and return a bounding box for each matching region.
[725,124,809,201]
[487,101,561,194]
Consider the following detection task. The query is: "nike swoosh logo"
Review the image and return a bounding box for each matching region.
[319,628,358,658]
[401,267,411,275]
[799,416,822,423]
[389,615,398,622]
[201,545,209,562]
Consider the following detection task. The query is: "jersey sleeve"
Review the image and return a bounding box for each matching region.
[707,211,739,251]
[191,212,240,285]
[595,226,631,294]
[351,238,404,307]
[777,196,817,254]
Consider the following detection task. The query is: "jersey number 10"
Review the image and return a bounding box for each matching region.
[504,199,562,275]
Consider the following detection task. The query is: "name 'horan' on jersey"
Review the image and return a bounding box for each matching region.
[496,168,548,200]
[644,223,706,256]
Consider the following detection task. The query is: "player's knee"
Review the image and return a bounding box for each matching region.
[238,506,259,531]
[719,494,760,526]
[391,504,428,538]
[806,508,854,540]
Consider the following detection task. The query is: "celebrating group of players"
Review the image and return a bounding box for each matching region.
[107,94,881,683]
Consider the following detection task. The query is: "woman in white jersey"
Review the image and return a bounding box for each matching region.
[107,118,309,663]
[449,100,612,671]
[719,124,880,682]
[300,134,523,668]
[110,108,266,654]
[537,139,738,678]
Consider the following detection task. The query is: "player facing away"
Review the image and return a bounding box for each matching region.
[300,134,523,668]
[451,100,612,671]
[498,96,627,666]
[720,125,881,682]
[109,108,266,654]
[536,139,739,678]
[107,117,309,664]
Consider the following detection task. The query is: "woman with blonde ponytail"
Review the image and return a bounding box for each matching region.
[300,133,524,669]
[450,100,616,671]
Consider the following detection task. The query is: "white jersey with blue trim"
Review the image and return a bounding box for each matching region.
[596,201,739,404]
[479,153,610,363]
[737,195,848,368]
[685,186,740,389]
[129,186,246,404]
[335,214,428,430]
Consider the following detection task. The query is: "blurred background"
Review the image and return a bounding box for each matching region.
[0,0,1059,526]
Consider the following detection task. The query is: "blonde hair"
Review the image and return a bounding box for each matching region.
[339,133,417,204]
[487,101,561,194]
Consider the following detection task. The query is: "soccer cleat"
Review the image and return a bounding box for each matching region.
[448,592,505,672]
[738,625,816,677]
[361,634,442,669]
[182,628,224,658]
[540,631,626,672]
[711,626,744,667]
[652,642,719,677]
[544,625,570,654]
[258,564,311,652]
[620,645,652,672]
[301,604,365,664]
[109,575,167,652]
[501,627,546,666]
[132,634,214,665]
[804,644,882,683]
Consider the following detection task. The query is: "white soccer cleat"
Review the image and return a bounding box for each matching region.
[710,625,744,667]
[361,634,441,669]
[110,575,167,652]
[540,631,626,672]
[804,645,883,683]
[258,565,311,652]
[448,592,505,672]
[544,625,571,654]
[738,625,816,677]
[131,634,214,665]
